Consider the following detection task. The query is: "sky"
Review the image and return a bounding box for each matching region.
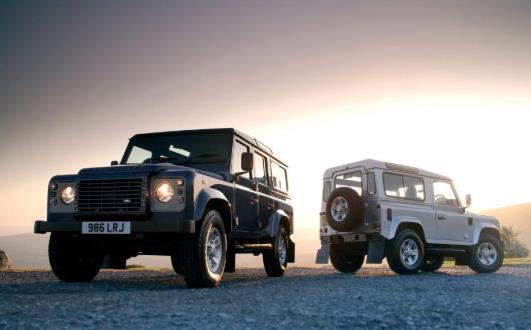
[1,0,531,236]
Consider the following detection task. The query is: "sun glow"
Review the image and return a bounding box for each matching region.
[255,93,531,230]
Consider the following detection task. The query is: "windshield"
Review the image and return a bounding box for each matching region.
[122,132,232,166]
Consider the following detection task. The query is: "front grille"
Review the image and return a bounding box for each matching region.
[76,179,146,213]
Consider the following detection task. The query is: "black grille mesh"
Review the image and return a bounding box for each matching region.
[76,179,145,213]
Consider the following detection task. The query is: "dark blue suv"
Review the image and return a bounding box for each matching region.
[34,128,295,287]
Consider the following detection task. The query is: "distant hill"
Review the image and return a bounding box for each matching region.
[483,202,531,248]
[0,228,321,269]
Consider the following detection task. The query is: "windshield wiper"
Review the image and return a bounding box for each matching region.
[143,156,184,164]
[182,153,224,164]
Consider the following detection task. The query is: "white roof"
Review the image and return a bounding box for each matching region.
[323,159,450,180]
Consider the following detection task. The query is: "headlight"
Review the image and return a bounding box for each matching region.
[156,182,174,203]
[60,186,76,205]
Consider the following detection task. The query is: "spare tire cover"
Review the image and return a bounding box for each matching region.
[326,187,364,231]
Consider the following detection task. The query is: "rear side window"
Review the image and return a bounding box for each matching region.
[271,161,288,192]
[335,170,362,196]
[367,172,376,195]
[383,173,425,201]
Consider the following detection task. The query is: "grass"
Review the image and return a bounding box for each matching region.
[502,257,531,266]
[442,256,531,267]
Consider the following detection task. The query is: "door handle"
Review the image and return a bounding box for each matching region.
[267,202,275,210]
[437,215,447,220]
[250,197,258,205]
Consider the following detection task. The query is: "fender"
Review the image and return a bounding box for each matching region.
[472,223,500,245]
[193,187,230,221]
[266,209,291,237]
[384,216,424,240]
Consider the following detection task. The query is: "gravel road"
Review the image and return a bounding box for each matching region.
[1,266,530,329]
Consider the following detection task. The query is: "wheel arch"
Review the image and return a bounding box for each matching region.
[194,188,232,233]
[266,209,292,237]
[386,218,426,243]
[473,224,501,245]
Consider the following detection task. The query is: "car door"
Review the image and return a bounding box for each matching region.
[254,151,273,229]
[433,180,471,242]
[232,140,259,231]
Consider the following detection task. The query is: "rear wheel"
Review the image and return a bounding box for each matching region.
[263,226,288,277]
[181,210,227,288]
[386,229,425,274]
[330,244,364,273]
[49,233,103,282]
[421,256,444,272]
[468,235,503,273]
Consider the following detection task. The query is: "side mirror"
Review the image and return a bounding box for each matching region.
[241,152,254,172]
[465,193,472,207]
[110,160,119,166]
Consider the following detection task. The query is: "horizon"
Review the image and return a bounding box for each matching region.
[2,1,531,236]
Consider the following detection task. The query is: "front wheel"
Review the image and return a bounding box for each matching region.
[386,229,425,274]
[468,235,503,273]
[263,226,289,277]
[49,233,103,282]
[330,244,364,273]
[181,210,227,288]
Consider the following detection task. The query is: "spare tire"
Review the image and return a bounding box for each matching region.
[326,187,364,231]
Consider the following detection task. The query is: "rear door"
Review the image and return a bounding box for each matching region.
[433,180,472,242]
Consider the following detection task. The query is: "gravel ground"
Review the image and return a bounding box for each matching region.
[1,266,530,329]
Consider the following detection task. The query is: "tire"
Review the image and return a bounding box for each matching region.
[326,187,364,232]
[386,229,425,274]
[421,256,444,272]
[468,234,503,273]
[181,210,227,288]
[48,233,103,282]
[330,244,365,273]
[263,226,288,277]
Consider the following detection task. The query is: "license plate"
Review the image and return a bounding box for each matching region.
[82,222,131,234]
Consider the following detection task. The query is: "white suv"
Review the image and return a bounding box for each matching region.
[316,159,503,274]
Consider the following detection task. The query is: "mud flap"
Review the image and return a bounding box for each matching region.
[315,244,330,264]
[287,239,295,263]
[102,254,127,269]
[366,239,386,264]
[224,239,236,273]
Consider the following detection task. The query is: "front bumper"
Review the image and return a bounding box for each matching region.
[34,216,195,234]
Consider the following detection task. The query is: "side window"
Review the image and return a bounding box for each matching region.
[323,181,332,202]
[271,161,288,192]
[232,141,250,179]
[404,176,424,200]
[335,170,362,195]
[383,173,425,201]
[433,181,459,207]
[367,172,376,195]
[254,152,267,184]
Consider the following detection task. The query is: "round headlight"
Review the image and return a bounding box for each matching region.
[60,186,76,205]
[156,182,174,203]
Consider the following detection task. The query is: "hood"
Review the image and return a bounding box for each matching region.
[78,163,225,180]
[78,164,177,175]
[467,211,500,228]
